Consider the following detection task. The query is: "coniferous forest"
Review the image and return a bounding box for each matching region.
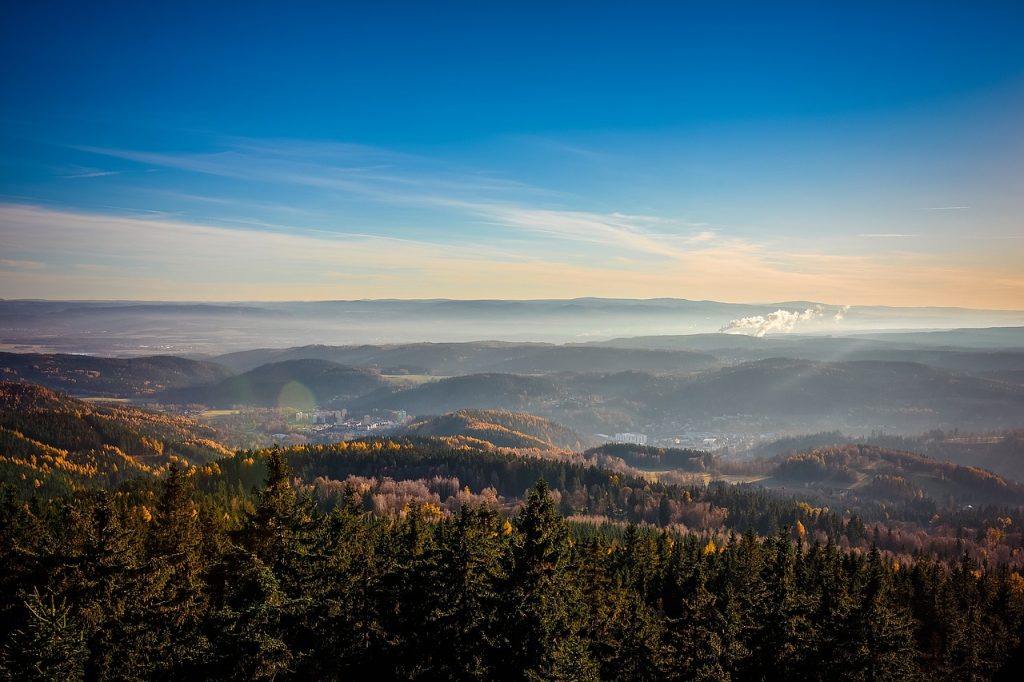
[3,447,1024,681]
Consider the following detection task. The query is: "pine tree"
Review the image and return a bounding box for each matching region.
[602,588,670,680]
[1,589,87,681]
[668,548,728,681]
[0,485,50,642]
[753,529,816,679]
[314,493,389,678]
[142,463,210,678]
[852,545,921,681]
[429,504,507,679]
[74,493,142,680]
[239,449,297,567]
[503,479,597,679]
[207,552,293,681]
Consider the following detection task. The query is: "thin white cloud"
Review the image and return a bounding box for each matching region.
[0,258,46,270]
[16,136,1015,308]
[2,203,1022,307]
[0,201,583,281]
[514,136,614,162]
[67,171,120,179]
[59,168,121,179]
[79,140,719,261]
[78,140,556,202]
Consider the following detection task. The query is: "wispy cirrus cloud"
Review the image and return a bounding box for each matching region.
[5,136,1012,307]
[0,258,47,270]
[78,139,719,260]
[76,140,552,203]
[58,165,121,179]
[3,202,1022,307]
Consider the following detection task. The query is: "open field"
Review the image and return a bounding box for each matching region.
[199,409,242,418]
[381,374,443,388]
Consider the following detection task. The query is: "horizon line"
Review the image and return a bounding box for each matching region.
[2,297,1024,313]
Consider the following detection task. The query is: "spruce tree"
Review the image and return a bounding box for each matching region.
[504,480,596,679]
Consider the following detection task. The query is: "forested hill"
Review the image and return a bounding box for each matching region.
[4,393,1024,678]
[401,409,597,451]
[0,382,231,495]
[0,351,232,397]
[160,359,389,407]
[854,431,1024,486]
[2,455,1024,680]
[587,442,715,472]
[352,360,1024,434]
[5,379,1023,579]
[213,341,719,374]
[766,444,1024,507]
[351,372,564,416]
[5,350,1024,437]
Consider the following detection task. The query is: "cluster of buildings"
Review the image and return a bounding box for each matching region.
[293,409,347,425]
[612,432,649,446]
[598,428,761,454]
[289,408,410,443]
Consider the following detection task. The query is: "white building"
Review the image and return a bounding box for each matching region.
[613,432,648,446]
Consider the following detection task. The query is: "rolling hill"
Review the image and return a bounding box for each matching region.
[0,351,233,397]
[590,332,1024,374]
[653,359,1024,432]
[214,341,717,375]
[765,444,1024,507]
[0,382,232,495]
[352,373,565,416]
[586,442,714,472]
[161,359,389,408]
[401,409,596,451]
[354,360,1024,435]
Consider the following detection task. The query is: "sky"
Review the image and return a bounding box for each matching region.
[1,1,1022,307]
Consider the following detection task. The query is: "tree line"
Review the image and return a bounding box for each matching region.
[2,451,1024,680]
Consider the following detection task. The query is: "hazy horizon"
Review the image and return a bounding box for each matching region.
[4,295,1024,312]
[4,298,1023,356]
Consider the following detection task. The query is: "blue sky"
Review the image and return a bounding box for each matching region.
[1,1,1022,306]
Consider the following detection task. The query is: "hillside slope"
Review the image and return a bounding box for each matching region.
[766,444,1024,507]
[656,359,1024,431]
[402,409,596,451]
[353,373,564,415]
[162,359,389,407]
[214,341,716,375]
[0,382,231,495]
[0,351,233,397]
[354,360,1024,435]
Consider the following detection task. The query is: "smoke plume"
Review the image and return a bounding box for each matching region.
[719,306,824,337]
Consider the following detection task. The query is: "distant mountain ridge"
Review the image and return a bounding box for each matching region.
[161,359,388,408]
[210,329,1024,377]
[355,359,1024,434]
[0,351,233,397]
[4,298,1022,353]
[213,342,717,375]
